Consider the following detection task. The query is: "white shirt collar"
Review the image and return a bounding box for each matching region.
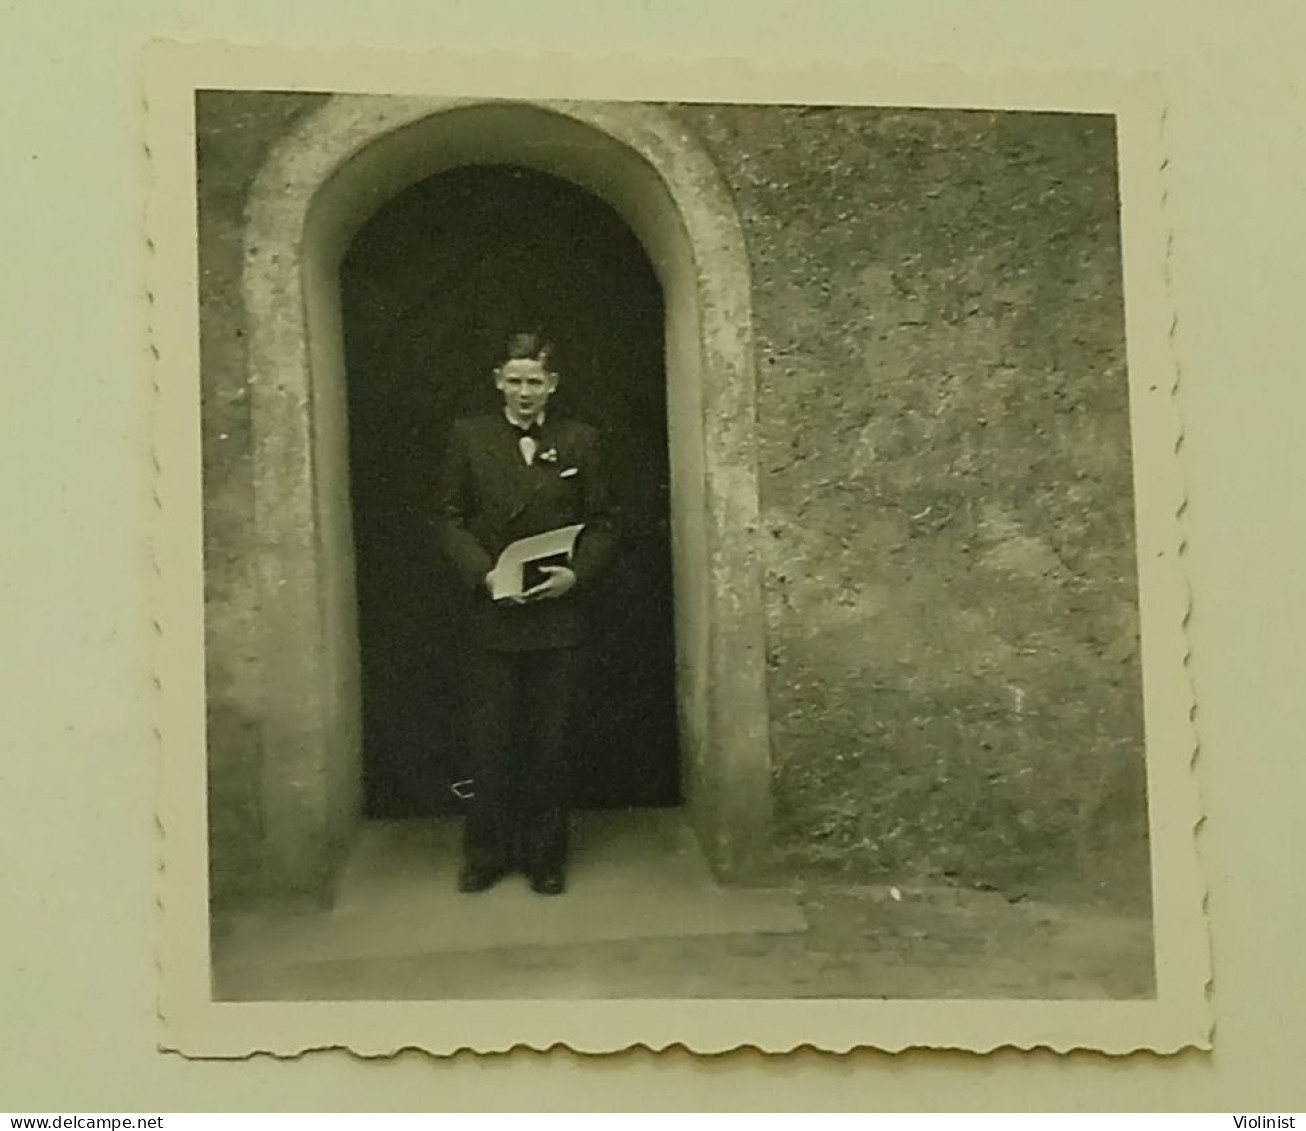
[504,407,546,431]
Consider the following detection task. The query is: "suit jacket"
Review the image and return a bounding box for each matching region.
[435,412,619,652]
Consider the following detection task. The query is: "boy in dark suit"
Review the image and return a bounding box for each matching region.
[435,332,618,895]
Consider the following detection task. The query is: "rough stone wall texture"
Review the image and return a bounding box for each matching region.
[196,92,328,913]
[199,95,1147,914]
[673,104,1147,902]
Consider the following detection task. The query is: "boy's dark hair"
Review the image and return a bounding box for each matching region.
[503,331,552,369]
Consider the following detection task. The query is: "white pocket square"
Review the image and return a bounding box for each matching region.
[560,467,579,478]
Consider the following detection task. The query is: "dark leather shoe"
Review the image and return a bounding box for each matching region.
[529,870,566,896]
[458,863,507,893]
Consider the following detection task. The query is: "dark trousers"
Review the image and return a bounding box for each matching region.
[462,646,579,876]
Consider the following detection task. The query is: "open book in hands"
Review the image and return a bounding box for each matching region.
[486,524,585,602]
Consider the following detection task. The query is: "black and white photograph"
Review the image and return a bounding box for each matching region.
[147,48,1205,1054]
[14,0,1306,1106]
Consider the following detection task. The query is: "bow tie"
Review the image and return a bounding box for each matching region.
[509,420,543,440]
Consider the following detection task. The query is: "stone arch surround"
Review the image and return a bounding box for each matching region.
[239,95,773,902]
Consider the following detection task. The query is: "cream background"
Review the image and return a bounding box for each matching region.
[2,0,1303,1111]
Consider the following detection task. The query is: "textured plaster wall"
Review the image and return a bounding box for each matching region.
[200,95,1147,912]
[673,104,1147,899]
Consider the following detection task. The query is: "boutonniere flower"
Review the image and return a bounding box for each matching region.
[537,448,559,464]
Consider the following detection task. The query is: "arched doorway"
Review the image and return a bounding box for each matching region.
[242,96,773,903]
[340,163,681,818]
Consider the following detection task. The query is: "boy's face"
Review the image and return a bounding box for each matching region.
[495,358,557,421]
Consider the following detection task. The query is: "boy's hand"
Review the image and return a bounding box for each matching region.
[523,565,577,601]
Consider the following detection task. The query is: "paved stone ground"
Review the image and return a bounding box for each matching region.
[216,874,1154,1002]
